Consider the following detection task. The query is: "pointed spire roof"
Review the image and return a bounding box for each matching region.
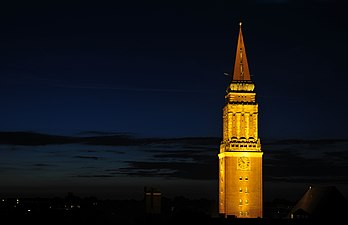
[233,22,251,81]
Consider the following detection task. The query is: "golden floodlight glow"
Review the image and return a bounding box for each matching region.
[218,23,263,218]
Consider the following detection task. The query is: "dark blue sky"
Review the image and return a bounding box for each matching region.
[0,0,347,201]
[0,0,346,139]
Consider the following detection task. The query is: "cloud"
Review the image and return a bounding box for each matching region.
[0,131,142,146]
[115,138,348,184]
[103,150,125,154]
[74,155,102,160]
[0,131,75,146]
[77,174,114,178]
[116,161,217,180]
[0,131,150,147]
[263,139,348,184]
[0,131,219,147]
[1,131,347,188]
[76,131,131,136]
[51,83,211,94]
[33,163,56,167]
[113,141,218,180]
[30,163,59,171]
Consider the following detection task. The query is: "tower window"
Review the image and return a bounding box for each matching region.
[245,177,248,181]
[239,188,242,193]
[245,187,248,193]
[239,199,243,205]
[239,176,243,181]
[245,199,249,205]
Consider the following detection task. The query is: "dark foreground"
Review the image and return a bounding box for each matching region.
[2,212,346,225]
[0,195,346,225]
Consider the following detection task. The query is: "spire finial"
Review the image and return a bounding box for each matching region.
[232,21,251,81]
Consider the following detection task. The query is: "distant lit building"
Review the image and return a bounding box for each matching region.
[144,186,161,214]
[218,23,263,218]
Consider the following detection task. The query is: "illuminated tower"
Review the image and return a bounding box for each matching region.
[218,23,263,218]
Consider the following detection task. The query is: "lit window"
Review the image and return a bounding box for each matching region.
[245,177,248,181]
[239,188,242,193]
[245,187,248,193]
[245,211,249,216]
[240,211,243,215]
[239,176,243,181]
[245,199,249,204]
[239,199,243,205]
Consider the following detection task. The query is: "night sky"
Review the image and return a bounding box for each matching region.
[0,0,347,202]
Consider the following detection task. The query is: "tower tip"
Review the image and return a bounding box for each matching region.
[239,22,242,27]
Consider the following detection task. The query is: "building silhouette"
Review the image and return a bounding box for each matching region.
[144,186,162,214]
[218,23,263,218]
[288,185,348,220]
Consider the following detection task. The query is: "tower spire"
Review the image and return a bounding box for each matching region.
[233,22,251,81]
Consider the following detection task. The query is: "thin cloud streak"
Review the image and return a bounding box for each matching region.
[51,83,214,93]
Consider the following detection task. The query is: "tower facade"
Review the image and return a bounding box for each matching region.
[218,23,263,218]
